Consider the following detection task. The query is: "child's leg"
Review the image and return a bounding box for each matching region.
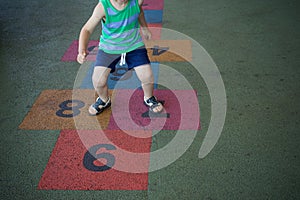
[135,64,163,113]
[88,66,112,115]
[134,64,154,98]
[92,66,111,102]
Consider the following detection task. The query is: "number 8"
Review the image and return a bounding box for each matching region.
[56,100,85,118]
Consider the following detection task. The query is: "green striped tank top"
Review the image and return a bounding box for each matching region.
[99,0,144,54]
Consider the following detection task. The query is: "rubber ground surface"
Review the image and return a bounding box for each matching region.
[1,0,299,199]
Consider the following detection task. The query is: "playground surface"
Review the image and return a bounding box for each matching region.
[1,0,299,199]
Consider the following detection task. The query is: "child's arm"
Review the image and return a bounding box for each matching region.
[77,3,105,64]
[138,0,152,40]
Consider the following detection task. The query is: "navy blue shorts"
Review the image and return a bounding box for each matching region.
[94,47,150,73]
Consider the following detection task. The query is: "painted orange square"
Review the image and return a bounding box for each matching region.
[145,40,192,62]
[19,89,113,130]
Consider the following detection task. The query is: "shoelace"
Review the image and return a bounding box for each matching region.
[120,53,126,66]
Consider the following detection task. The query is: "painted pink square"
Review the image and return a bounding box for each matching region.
[61,26,162,62]
[142,0,164,10]
[61,40,99,62]
[108,89,200,130]
[145,24,162,40]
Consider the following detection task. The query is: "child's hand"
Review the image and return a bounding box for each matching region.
[77,51,88,64]
[141,27,152,40]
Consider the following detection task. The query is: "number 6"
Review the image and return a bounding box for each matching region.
[83,144,116,172]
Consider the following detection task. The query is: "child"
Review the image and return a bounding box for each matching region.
[77,0,164,115]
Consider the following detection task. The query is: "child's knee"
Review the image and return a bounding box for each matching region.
[92,67,110,87]
[141,73,154,84]
[92,74,107,87]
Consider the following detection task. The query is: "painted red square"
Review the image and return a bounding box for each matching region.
[107,89,200,130]
[38,130,152,190]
